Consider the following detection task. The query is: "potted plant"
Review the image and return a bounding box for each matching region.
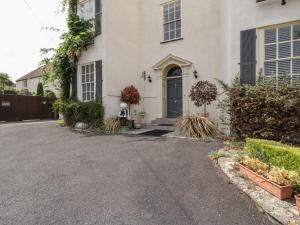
[121,85,141,129]
[189,80,217,117]
[239,157,295,200]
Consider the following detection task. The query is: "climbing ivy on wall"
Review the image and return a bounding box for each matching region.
[41,0,94,100]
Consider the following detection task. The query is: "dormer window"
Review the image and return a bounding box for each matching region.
[78,0,94,20]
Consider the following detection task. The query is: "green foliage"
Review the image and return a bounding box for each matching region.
[208,151,226,161]
[0,73,14,94]
[228,140,244,150]
[19,89,32,96]
[246,138,300,176]
[4,89,17,95]
[37,82,44,96]
[41,0,95,100]
[53,99,105,128]
[57,119,66,127]
[44,90,56,98]
[218,76,300,142]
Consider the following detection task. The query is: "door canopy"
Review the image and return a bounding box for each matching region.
[153,54,192,71]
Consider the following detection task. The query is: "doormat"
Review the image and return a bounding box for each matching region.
[139,130,171,137]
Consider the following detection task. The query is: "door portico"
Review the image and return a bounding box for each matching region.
[153,54,192,119]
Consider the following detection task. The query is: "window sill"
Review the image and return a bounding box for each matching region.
[160,37,183,44]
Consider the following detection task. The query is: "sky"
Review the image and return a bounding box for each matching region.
[0,0,67,82]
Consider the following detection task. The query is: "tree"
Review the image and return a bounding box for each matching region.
[0,73,13,94]
[189,80,218,115]
[120,85,140,116]
[37,82,44,96]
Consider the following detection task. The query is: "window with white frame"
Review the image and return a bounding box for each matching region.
[78,0,94,20]
[163,0,181,41]
[81,63,95,101]
[264,23,300,86]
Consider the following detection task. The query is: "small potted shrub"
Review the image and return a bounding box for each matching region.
[189,80,217,116]
[120,85,141,129]
[177,80,218,140]
[239,157,297,200]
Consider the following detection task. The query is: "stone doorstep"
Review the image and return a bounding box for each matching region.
[217,151,300,225]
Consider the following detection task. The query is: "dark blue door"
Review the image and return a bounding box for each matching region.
[167,78,182,118]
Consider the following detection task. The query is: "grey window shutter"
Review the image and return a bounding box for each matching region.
[95,60,103,101]
[72,68,77,99]
[95,0,101,36]
[240,29,257,85]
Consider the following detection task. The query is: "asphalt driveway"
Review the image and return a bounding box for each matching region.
[0,121,273,225]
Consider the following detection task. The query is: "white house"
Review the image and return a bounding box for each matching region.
[16,68,59,96]
[74,0,300,127]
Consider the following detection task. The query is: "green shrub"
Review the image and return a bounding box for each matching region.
[53,100,104,128]
[219,76,300,142]
[44,90,56,98]
[4,89,17,95]
[246,138,300,176]
[19,89,32,96]
[37,82,44,96]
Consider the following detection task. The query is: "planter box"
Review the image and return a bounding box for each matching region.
[295,194,300,215]
[239,164,294,200]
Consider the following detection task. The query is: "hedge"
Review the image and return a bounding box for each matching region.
[246,138,300,176]
[53,100,105,128]
[218,77,300,142]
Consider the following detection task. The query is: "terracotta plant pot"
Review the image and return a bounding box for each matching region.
[239,163,294,200]
[295,194,300,215]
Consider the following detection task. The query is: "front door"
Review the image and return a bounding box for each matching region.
[167,67,182,118]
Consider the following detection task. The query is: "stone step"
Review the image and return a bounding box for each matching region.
[151,118,179,126]
[145,124,176,131]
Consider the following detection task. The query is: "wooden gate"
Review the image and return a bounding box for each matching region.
[0,95,57,122]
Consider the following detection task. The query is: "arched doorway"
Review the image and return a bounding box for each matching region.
[166,66,182,118]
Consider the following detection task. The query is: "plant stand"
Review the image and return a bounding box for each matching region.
[119,117,129,132]
[128,120,135,130]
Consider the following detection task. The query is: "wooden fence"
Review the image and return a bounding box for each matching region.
[0,95,57,122]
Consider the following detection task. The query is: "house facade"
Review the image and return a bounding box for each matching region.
[16,68,59,96]
[74,0,300,127]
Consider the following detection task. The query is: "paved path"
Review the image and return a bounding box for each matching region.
[0,121,273,225]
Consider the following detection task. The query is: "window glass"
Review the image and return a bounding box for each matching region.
[294,41,300,57]
[78,0,94,20]
[264,61,276,76]
[263,23,300,88]
[278,42,291,59]
[293,59,300,74]
[81,63,95,101]
[265,29,276,44]
[163,0,181,41]
[293,25,300,40]
[278,26,291,42]
[278,60,291,75]
[265,44,276,60]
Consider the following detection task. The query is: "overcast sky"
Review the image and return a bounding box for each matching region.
[0,0,67,82]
